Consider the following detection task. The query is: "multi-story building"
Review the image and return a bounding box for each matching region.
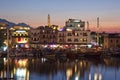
[29,29,40,48]
[29,26,58,48]
[104,33,120,49]
[58,19,91,49]
[10,26,30,48]
[65,19,85,31]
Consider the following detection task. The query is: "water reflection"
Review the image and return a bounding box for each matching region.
[0,57,120,80]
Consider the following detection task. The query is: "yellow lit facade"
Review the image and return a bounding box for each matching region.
[10,26,30,48]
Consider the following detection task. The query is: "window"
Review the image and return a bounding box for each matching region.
[80,38,82,41]
[83,33,87,36]
[43,35,45,38]
[80,33,82,35]
[83,38,87,42]
[111,40,113,43]
[53,35,55,38]
[75,33,79,36]
[116,40,119,43]
[67,39,72,42]
[67,33,72,36]
[59,39,63,42]
[74,38,78,42]
[34,33,36,36]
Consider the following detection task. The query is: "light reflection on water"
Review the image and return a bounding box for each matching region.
[0,57,120,80]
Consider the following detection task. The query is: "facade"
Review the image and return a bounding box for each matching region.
[10,26,30,48]
[64,30,91,45]
[29,29,40,48]
[29,26,58,48]
[57,19,92,49]
[57,31,65,44]
[104,33,120,49]
[65,19,85,31]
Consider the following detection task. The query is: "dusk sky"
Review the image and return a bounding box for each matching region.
[0,0,120,32]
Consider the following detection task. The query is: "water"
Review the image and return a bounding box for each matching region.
[0,57,120,80]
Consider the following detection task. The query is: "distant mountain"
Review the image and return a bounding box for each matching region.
[0,18,31,28]
[0,19,16,27]
[16,23,30,27]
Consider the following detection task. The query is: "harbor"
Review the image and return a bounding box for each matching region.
[0,56,120,80]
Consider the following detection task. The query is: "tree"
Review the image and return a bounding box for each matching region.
[0,30,5,48]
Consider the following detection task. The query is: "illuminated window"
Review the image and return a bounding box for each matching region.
[75,33,79,36]
[83,38,87,42]
[80,38,82,41]
[78,24,80,27]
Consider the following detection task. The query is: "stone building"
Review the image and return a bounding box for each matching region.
[29,26,58,48]
[104,33,120,49]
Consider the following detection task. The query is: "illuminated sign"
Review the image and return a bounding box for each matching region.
[16,30,26,32]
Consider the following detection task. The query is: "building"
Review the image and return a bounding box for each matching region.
[29,26,58,48]
[10,26,30,48]
[65,19,85,31]
[29,29,40,48]
[57,19,92,49]
[104,33,120,49]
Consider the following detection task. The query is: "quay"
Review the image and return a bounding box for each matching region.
[0,48,120,59]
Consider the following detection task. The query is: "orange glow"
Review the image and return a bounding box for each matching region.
[15,59,28,67]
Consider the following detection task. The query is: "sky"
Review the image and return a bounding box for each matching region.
[0,0,120,32]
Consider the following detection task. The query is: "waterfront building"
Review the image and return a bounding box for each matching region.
[29,25,58,48]
[57,19,92,49]
[65,19,85,31]
[29,28,40,48]
[10,26,30,48]
[104,33,120,49]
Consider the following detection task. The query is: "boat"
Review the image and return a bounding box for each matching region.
[79,47,102,57]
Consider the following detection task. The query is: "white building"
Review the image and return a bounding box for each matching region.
[58,19,92,48]
[65,19,85,31]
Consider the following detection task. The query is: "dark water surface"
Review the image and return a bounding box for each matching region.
[0,57,120,80]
